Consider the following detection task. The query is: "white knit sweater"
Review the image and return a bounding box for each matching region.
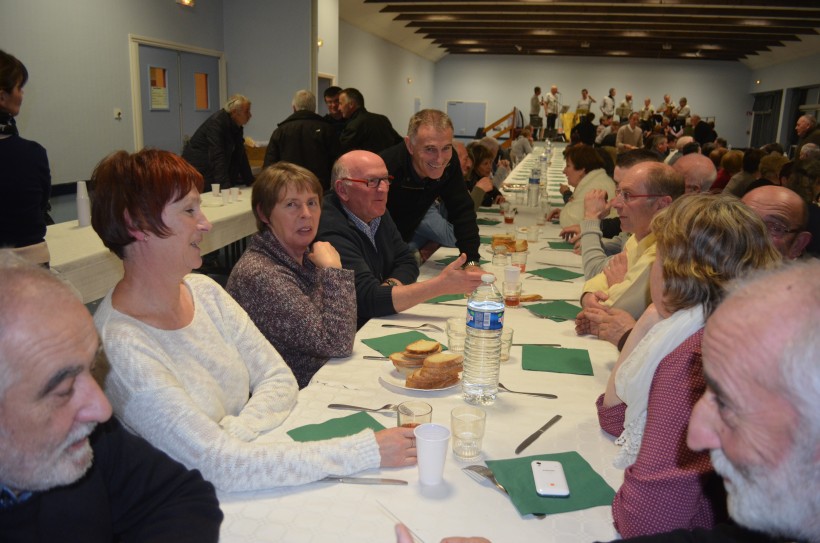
[94,274,381,492]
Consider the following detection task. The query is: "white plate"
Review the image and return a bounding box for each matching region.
[378,361,460,392]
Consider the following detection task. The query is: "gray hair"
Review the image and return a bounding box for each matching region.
[799,114,817,130]
[224,94,250,113]
[479,136,500,153]
[407,109,454,142]
[292,89,316,112]
[0,251,80,400]
[799,143,819,160]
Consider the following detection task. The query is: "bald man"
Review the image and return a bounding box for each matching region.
[673,153,717,193]
[742,185,812,260]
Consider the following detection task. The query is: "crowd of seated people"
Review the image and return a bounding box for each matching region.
[8,41,820,540]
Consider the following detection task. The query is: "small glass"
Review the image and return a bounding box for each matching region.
[511,251,528,273]
[446,317,467,353]
[526,225,540,242]
[503,281,521,308]
[397,401,432,428]
[451,406,486,461]
[503,207,516,224]
[500,327,514,361]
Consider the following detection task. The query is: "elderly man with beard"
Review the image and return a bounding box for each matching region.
[380,109,482,266]
[0,252,222,541]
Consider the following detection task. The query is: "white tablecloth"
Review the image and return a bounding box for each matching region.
[218,154,624,542]
[45,192,255,303]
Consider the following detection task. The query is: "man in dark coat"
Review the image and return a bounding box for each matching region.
[182,94,254,190]
[263,89,339,190]
[338,88,402,154]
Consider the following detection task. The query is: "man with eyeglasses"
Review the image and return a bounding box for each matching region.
[379,109,482,268]
[742,185,812,260]
[577,162,684,333]
[317,150,485,328]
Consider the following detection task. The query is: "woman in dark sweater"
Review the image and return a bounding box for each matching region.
[226,162,356,388]
[0,50,51,265]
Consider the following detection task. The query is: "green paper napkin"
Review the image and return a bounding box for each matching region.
[547,240,574,250]
[425,293,467,304]
[486,451,615,516]
[527,267,584,282]
[361,331,443,357]
[287,412,385,442]
[477,218,501,226]
[522,345,593,376]
[480,236,493,245]
[434,256,489,266]
[526,301,581,322]
[478,207,500,214]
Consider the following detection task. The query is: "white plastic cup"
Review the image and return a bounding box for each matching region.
[221,191,230,205]
[211,183,220,196]
[414,423,450,485]
[230,187,239,202]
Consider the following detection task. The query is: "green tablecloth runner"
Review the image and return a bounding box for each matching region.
[527,267,584,281]
[287,412,385,442]
[486,451,615,516]
[522,345,593,376]
[361,331,442,357]
[526,300,581,322]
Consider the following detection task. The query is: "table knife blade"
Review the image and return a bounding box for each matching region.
[514,414,562,455]
[321,476,408,485]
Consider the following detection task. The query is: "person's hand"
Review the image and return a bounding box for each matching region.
[583,189,610,220]
[438,254,485,294]
[581,290,608,310]
[559,183,571,195]
[559,225,580,243]
[583,307,636,347]
[493,194,506,205]
[308,241,342,269]
[603,252,628,287]
[498,158,511,170]
[396,525,492,543]
[575,310,597,336]
[475,177,493,193]
[376,426,416,467]
[547,208,561,222]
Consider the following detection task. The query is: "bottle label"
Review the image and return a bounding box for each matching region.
[467,308,504,330]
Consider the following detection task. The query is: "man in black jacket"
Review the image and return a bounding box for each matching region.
[0,252,222,542]
[338,88,402,154]
[263,89,339,190]
[380,109,482,265]
[182,94,254,190]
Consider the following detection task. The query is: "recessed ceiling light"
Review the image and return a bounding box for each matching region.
[741,19,769,26]
[457,40,478,45]
[623,31,648,38]
[608,51,628,56]
[699,44,722,50]
[536,49,557,54]
[530,29,555,36]
[662,43,672,51]
[467,48,487,53]
[581,41,590,48]
[427,15,455,22]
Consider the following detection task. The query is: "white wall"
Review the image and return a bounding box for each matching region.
[433,54,755,147]
[750,52,820,93]
[223,0,313,145]
[3,0,224,185]
[339,21,435,136]
[317,0,339,81]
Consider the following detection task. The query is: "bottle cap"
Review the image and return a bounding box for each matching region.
[481,273,496,283]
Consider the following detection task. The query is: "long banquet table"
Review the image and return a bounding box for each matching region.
[45,191,255,303]
[218,145,624,543]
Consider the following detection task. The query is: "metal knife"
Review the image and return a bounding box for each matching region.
[320,476,407,485]
[514,414,562,455]
[363,355,389,360]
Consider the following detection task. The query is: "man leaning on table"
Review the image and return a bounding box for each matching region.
[0,251,222,541]
[399,261,820,543]
[380,109,483,267]
[316,150,485,328]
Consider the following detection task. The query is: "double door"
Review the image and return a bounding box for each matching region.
[139,45,220,154]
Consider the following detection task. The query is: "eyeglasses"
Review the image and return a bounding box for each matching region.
[764,220,800,238]
[614,189,664,203]
[338,175,393,188]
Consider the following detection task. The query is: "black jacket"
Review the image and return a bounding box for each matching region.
[0,418,222,542]
[380,142,481,262]
[182,109,253,189]
[339,108,402,154]
[316,192,419,328]
[263,110,339,190]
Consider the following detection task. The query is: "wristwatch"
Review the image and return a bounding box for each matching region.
[385,278,399,287]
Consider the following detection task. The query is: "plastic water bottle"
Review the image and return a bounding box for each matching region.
[527,167,541,207]
[539,150,548,183]
[462,274,504,405]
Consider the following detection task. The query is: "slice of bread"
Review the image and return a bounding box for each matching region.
[390,352,424,375]
[405,339,441,355]
[519,293,542,302]
[406,368,460,389]
[423,352,464,370]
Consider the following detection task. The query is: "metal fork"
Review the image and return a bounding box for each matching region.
[381,323,445,332]
[327,403,398,413]
[463,465,546,519]
[498,382,557,399]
